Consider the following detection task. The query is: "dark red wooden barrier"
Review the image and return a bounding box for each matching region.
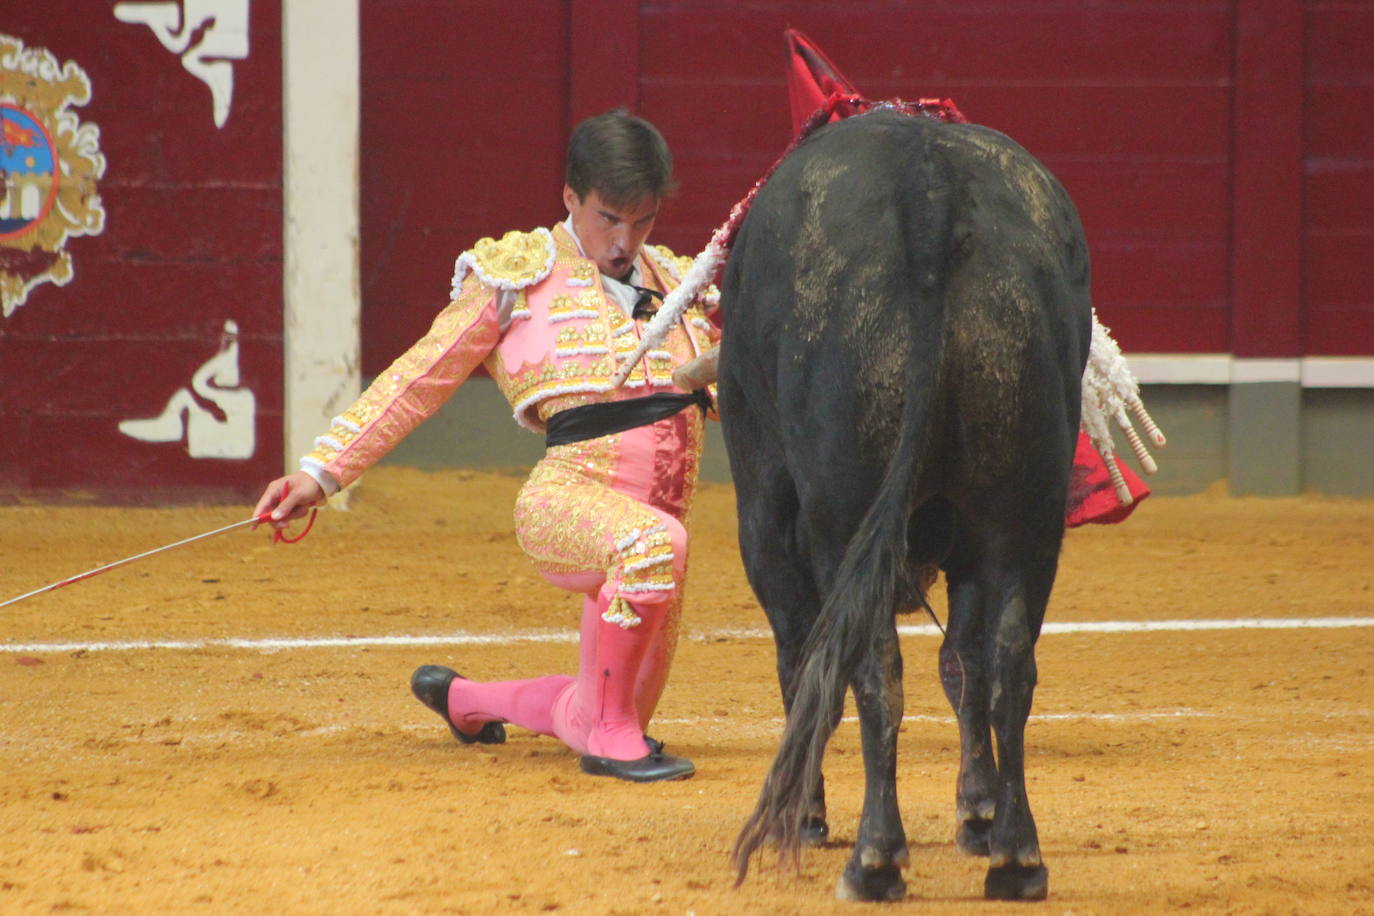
[1,1,283,503]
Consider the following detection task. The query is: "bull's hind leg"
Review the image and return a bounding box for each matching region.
[984,573,1050,901]
[942,528,1054,901]
[939,572,998,858]
[750,541,831,843]
[836,617,909,902]
[721,391,829,844]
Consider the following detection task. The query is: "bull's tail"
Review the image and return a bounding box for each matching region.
[731,351,936,883]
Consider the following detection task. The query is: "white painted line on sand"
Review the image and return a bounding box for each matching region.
[3,617,1373,656]
[1039,616,1374,634]
[1,631,579,655]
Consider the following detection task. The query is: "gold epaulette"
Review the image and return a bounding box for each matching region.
[453,227,556,295]
[646,242,719,309]
[649,243,694,281]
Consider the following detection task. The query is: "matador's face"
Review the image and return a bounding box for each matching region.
[563,186,659,281]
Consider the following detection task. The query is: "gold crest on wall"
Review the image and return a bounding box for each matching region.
[0,34,106,317]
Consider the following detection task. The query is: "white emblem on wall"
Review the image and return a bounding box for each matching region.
[114,0,250,129]
[120,319,257,459]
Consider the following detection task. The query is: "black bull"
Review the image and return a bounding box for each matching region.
[718,110,1090,902]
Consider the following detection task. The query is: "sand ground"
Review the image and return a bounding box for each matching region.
[2,467,1372,914]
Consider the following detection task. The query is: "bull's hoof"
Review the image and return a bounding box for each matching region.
[955,818,993,856]
[984,863,1048,901]
[801,815,830,846]
[835,863,906,902]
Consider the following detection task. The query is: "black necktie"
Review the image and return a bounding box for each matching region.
[631,285,663,320]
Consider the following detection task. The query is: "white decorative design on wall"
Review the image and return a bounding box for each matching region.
[119,319,257,459]
[113,0,250,128]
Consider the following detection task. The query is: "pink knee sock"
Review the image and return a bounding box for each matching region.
[632,592,682,729]
[552,589,668,760]
[447,674,574,737]
[445,590,678,760]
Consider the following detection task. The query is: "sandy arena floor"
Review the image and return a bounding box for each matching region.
[2,467,1373,914]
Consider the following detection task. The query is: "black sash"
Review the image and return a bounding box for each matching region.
[545,390,712,448]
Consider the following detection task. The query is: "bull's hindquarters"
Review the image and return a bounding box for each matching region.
[721,108,1084,904]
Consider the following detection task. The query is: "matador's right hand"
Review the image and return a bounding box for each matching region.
[253,471,325,530]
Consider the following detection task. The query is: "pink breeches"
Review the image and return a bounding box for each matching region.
[448,406,703,757]
[515,405,700,601]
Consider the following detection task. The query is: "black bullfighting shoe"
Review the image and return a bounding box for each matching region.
[579,738,695,783]
[410,665,506,745]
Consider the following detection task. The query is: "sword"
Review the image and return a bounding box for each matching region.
[0,506,317,610]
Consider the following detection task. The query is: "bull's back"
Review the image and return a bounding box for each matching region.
[721,110,1090,488]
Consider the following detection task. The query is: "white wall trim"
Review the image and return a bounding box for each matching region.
[282,0,361,471]
[1231,358,1303,384]
[1127,354,1233,385]
[1128,354,1374,388]
[1301,357,1374,388]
